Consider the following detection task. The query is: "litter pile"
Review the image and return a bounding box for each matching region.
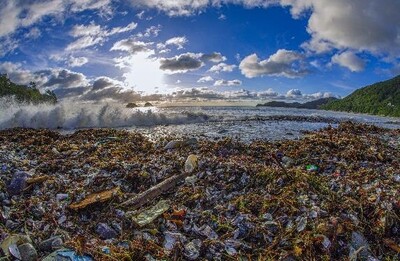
[0,122,399,260]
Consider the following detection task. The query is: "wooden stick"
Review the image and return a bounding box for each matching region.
[120,172,189,209]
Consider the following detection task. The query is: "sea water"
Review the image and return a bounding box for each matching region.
[1,98,399,141]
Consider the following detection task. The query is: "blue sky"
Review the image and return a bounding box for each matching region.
[0,0,399,103]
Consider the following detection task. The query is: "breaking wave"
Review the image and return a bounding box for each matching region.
[0,97,211,130]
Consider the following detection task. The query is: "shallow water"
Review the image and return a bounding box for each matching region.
[1,99,398,141]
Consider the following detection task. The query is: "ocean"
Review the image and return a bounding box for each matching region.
[1,99,399,142]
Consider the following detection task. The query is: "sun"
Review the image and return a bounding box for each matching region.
[120,51,166,94]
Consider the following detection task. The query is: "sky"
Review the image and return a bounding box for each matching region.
[0,0,399,103]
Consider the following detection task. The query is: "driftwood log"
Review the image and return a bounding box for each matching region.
[120,172,189,209]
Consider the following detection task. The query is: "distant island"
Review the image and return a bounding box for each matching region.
[0,74,57,104]
[321,75,400,117]
[126,102,153,108]
[257,97,338,110]
[257,75,400,117]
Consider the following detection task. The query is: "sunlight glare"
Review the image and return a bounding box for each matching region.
[122,51,166,94]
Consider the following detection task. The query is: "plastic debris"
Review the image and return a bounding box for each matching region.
[1,234,32,257]
[306,164,319,172]
[42,249,93,261]
[184,154,198,173]
[0,123,398,260]
[349,231,375,260]
[132,199,170,227]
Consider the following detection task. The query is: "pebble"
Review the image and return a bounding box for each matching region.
[39,236,63,251]
[7,171,28,195]
[96,223,118,239]
[18,243,38,261]
[184,239,202,260]
[5,220,19,230]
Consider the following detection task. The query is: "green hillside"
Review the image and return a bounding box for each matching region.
[0,74,57,104]
[256,97,337,109]
[322,75,400,117]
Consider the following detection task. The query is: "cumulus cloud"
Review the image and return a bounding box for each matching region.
[40,69,88,89]
[200,52,226,63]
[159,53,203,73]
[0,62,90,99]
[331,51,366,72]
[209,63,236,73]
[110,39,152,54]
[256,88,279,97]
[286,89,302,98]
[197,76,214,83]
[282,0,400,57]
[306,92,335,99]
[239,49,308,78]
[165,36,188,49]
[214,79,242,86]
[67,56,89,67]
[92,76,123,90]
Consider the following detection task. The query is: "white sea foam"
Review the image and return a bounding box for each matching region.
[0,97,210,130]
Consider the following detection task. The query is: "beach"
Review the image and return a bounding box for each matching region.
[0,121,399,260]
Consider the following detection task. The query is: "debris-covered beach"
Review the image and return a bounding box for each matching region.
[0,122,399,260]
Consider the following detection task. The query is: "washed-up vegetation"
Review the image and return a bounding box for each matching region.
[0,122,399,260]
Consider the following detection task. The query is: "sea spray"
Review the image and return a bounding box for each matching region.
[0,98,211,130]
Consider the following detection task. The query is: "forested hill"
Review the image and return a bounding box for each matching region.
[322,75,400,117]
[0,74,57,104]
[256,97,338,109]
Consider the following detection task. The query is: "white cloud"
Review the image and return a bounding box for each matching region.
[136,25,162,38]
[282,0,400,57]
[108,22,138,35]
[200,52,226,63]
[25,27,41,39]
[307,92,335,99]
[218,14,226,20]
[286,89,302,98]
[67,21,138,51]
[0,62,89,93]
[256,88,279,97]
[214,79,242,86]
[197,76,214,83]
[129,0,275,16]
[165,36,188,49]
[67,56,89,67]
[110,39,152,54]
[0,0,112,38]
[136,11,146,19]
[209,63,236,73]
[0,37,19,57]
[239,49,308,78]
[159,52,204,73]
[331,51,366,72]
[92,76,123,90]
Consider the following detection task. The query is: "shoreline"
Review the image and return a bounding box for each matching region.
[0,122,399,260]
